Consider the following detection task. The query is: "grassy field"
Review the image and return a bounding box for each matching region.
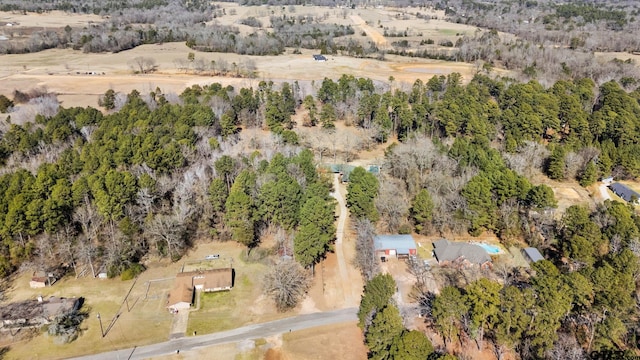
[0,4,485,109]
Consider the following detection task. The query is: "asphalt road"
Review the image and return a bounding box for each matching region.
[68,307,357,360]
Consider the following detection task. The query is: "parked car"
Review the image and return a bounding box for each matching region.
[205,254,219,260]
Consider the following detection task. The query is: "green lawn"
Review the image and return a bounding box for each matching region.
[186,257,283,336]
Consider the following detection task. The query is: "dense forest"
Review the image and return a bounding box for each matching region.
[1,69,640,357]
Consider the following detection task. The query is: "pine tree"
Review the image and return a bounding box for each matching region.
[365,304,404,360]
[390,330,434,360]
[579,161,598,187]
[547,146,566,180]
[410,189,434,233]
[358,273,396,329]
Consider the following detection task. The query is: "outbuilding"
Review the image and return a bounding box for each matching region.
[608,182,640,204]
[374,234,417,258]
[522,247,544,263]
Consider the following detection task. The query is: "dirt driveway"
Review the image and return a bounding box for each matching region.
[350,14,389,49]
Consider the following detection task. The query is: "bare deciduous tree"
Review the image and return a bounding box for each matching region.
[263,259,311,311]
[128,56,157,74]
[354,218,379,281]
[146,214,186,259]
[376,178,409,233]
[73,199,103,278]
[546,333,586,360]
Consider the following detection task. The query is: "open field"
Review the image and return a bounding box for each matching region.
[0,10,102,28]
[0,4,490,109]
[0,43,478,108]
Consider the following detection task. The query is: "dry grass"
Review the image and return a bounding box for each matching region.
[531,174,596,216]
[281,321,367,360]
[2,264,177,360]
[0,5,489,109]
[0,10,102,28]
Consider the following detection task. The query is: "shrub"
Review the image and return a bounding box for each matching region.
[0,95,13,113]
[120,263,145,280]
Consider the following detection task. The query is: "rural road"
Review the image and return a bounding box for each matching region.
[68,307,357,360]
[331,174,355,304]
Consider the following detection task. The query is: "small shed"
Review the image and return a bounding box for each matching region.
[29,271,56,288]
[374,235,417,258]
[522,247,544,263]
[608,183,640,204]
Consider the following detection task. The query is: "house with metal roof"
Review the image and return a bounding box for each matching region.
[374,234,417,258]
[608,183,640,204]
[522,247,544,263]
[432,239,492,269]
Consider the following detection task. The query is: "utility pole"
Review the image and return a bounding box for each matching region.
[97,313,105,337]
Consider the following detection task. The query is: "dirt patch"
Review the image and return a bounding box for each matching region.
[351,14,389,49]
[530,174,595,216]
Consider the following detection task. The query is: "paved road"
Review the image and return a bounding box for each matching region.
[69,307,357,360]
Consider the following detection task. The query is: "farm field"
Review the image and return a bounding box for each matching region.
[0,4,489,109]
[0,43,477,108]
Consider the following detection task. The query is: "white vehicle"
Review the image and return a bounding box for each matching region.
[205,254,220,260]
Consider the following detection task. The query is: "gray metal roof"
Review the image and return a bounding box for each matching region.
[432,239,491,265]
[523,247,544,262]
[374,235,416,254]
[608,183,640,203]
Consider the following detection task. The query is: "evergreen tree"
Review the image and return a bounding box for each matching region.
[347,167,379,222]
[320,103,337,129]
[432,286,468,348]
[358,273,396,329]
[294,196,335,269]
[547,146,566,180]
[365,304,404,360]
[410,188,434,233]
[579,161,598,187]
[389,330,434,360]
[224,185,255,248]
[526,184,558,210]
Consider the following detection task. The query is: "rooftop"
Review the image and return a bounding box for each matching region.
[432,239,491,266]
[523,247,544,262]
[609,182,640,203]
[374,234,417,254]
